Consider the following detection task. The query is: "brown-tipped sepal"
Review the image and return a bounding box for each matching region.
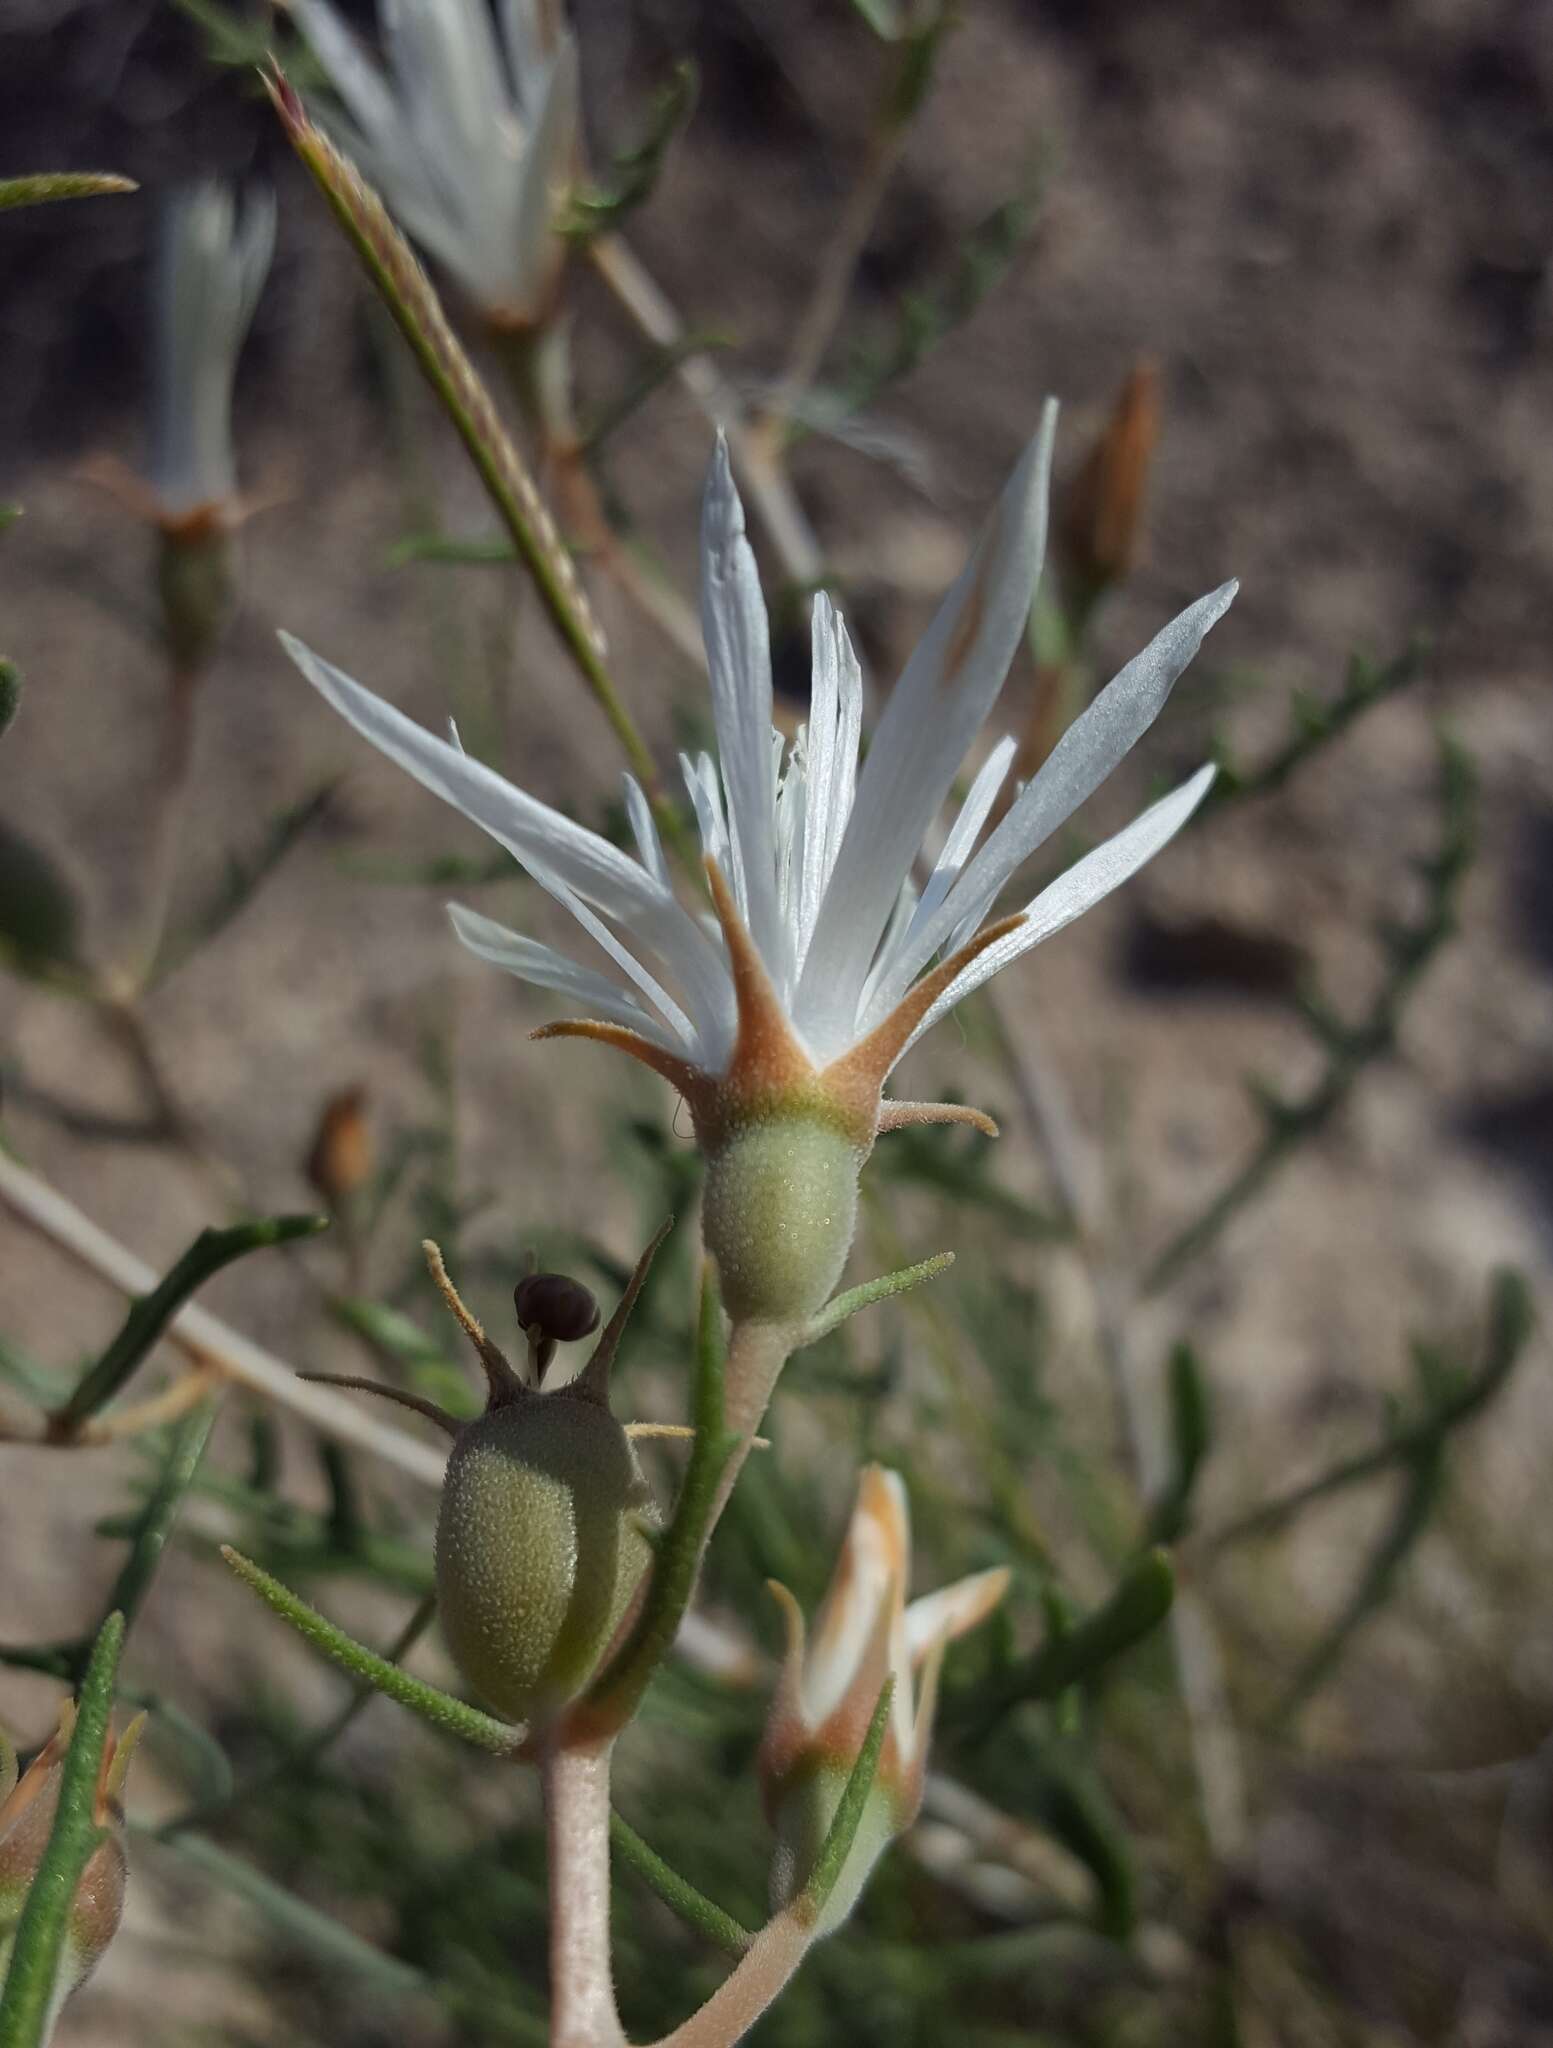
[0,1704,141,2001]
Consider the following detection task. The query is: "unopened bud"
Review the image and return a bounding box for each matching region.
[305,1084,373,1209]
[0,1703,141,2007]
[1060,359,1160,608]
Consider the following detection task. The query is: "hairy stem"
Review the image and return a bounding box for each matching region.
[542,1739,625,2048]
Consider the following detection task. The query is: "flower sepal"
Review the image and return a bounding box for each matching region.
[757,1466,1009,1936]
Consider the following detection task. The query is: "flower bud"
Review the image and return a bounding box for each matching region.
[759,1467,1008,1934]
[435,1386,656,1726]
[305,1083,374,1210]
[701,1116,862,1324]
[0,1703,141,2009]
[1059,359,1160,609]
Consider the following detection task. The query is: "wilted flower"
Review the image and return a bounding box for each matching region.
[1059,359,1161,607]
[758,1465,1008,1933]
[149,181,274,533]
[281,402,1233,1318]
[0,1703,142,2019]
[292,0,579,327]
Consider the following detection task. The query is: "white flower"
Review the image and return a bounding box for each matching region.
[280,400,1235,1151]
[758,1465,1009,1930]
[149,182,274,525]
[292,0,579,325]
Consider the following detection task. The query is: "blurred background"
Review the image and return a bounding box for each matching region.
[2,1,1553,2043]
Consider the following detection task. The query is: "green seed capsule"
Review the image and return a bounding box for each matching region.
[435,1391,657,1725]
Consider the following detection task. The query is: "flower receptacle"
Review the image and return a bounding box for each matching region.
[701,1112,863,1324]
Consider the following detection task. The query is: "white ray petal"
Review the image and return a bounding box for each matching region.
[798,594,864,967]
[447,903,682,1049]
[914,581,1238,977]
[291,0,404,151]
[904,1568,1012,1668]
[798,403,1058,1047]
[282,633,731,1048]
[897,764,1217,1066]
[680,750,731,875]
[699,437,781,965]
[508,34,576,315]
[622,773,670,890]
[865,735,1018,1023]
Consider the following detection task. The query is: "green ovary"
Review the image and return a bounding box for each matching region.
[435,1398,656,1725]
[702,1117,862,1323]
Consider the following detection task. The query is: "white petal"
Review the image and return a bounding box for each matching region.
[292,0,403,151]
[699,437,782,967]
[798,404,1058,1047]
[923,581,1237,972]
[508,34,576,316]
[680,749,731,875]
[802,1469,911,1732]
[622,773,670,890]
[897,764,1217,1064]
[282,633,732,1050]
[797,594,863,968]
[447,903,681,1049]
[500,0,549,115]
[903,1568,1011,1667]
[866,735,1018,1021]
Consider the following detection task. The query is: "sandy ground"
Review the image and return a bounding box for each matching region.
[3,0,1553,2040]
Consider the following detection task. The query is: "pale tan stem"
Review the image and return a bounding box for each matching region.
[650,1910,811,2048]
[769,122,907,420]
[985,990,1249,1858]
[587,235,824,589]
[713,1318,793,1526]
[0,1151,446,1486]
[71,1360,221,1444]
[542,1737,625,2048]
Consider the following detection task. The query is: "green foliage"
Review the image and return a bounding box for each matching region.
[0,1614,123,2047]
[0,665,19,743]
[222,1550,521,1755]
[564,61,699,239]
[52,1216,328,1435]
[0,173,135,211]
[0,823,82,976]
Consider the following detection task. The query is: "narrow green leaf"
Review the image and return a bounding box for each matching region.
[798,1678,894,1925]
[0,666,19,742]
[84,1403,218,1671]
[609,1810,751,1957]
[564,60,698,238]
[1147,1344,1212,1545]
[0,1614,124,2047]
[221,1550,520,1755]
[53,1216,327,1433]
[957,1552,1175,1740]
[0,173,136,211]
[1037,1747,1136,1939]
[803,1252,955,1345]
[1212,1269,1533,1548]
[579,1266,735,1733]
[148,1832,428,1998]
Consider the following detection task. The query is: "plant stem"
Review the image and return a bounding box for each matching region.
[766,120,907,425]
[587,235,824,590]
[0,1151,446,1485]
[541,1738,625,2048]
